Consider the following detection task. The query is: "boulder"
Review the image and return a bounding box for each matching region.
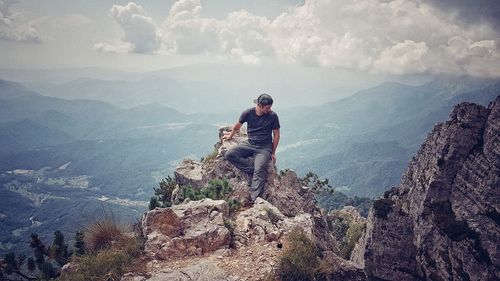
[233,198,314,247]
[174,159,204,189]
[142,199,231,260]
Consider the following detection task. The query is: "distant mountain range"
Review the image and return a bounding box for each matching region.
[279,76,500,197]
[0,79,225,255]
[0,73,498,256]
[4,64,383,113]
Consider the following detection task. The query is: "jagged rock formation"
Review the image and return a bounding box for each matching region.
[358,96,500,280]
[175,126,316,216]
[126,126,365,281]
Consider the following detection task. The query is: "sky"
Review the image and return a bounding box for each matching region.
[0,0,499,77]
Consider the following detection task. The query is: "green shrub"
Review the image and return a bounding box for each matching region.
[148,196,162,210]
[61,237,144,281]
[339,222,366,259]
[327,213,366,259]
[226,198,241,215]
[74,231,85,256]
[277,227,319,281]
[181,178,232,202]
[301,171,332,191]
[154,176,177,207]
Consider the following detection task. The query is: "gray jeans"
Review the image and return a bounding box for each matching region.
[225,142,272,201]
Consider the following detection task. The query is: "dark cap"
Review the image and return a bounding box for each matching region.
[253,93,273,105]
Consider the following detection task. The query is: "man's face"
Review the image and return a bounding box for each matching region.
[259,104,273,114]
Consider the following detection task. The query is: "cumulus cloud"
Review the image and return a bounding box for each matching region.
[95,2,160,54]
[162,0,221,54]
[0,0,41,43]
[161,0,274,62]
[97,0,500,76]
[374,40,429,75]
[270,0,499,76]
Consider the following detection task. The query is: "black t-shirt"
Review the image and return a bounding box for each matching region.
[239,107,280,146]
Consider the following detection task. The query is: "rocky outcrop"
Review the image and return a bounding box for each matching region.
[361,97,500,280]
[233,197,315,247]
[174,126,316,217]
[142,199,231,260]
[131,124,367,280]
[174,159,204,189]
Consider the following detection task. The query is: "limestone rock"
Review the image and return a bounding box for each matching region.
[233,198,314,247]
[174,159,204,189]
[142,199,231,260]
[362,97,500,281]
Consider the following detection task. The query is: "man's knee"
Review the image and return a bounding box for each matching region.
[225,148,238,162]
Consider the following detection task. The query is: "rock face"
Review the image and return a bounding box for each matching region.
[361,97,500,280]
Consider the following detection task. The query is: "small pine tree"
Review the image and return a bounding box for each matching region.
[27,257,36,272]
[50,230,70,266]
[3,252,17,275]
[154,176,177,207]
[301,171,333,191]
[30,233,46,271]
[149,196,160,210]
[17,254,26,268]
[74,231,85,256]
[41,261,56,279]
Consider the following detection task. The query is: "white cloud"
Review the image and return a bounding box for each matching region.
[159,1,274,62]
[441,37,500,77]
[373,40,429,75]
[162,1,221,55]
[96,2,161,54]
[96,0,500,76]
[269,0,500,76]
[0,0,41,43]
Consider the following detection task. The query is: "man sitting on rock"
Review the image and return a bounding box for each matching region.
[223,94,281,204]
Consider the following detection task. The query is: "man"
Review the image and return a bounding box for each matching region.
[223,93,281,203]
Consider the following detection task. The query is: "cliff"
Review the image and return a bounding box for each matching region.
[123,127,365,280]
[352,96,500,280]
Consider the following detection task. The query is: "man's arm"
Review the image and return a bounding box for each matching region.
[271,128,280,163]
[222,122,242,141]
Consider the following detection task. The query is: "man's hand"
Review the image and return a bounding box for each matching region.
[223,122,242,142]
[222,132,233,142]
[271,153,276,164]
